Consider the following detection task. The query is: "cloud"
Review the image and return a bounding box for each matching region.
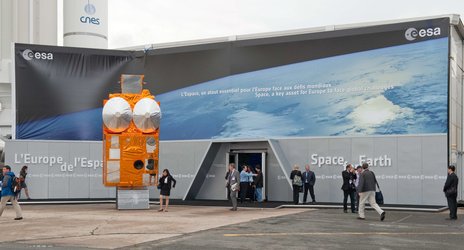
[108,0,464,48]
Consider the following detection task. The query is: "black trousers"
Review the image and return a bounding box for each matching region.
[240,182,248,203]
[343,189,356,212]
[303,184,315,202]
[447,194,458,219]
[292,185,300,204]
[355,191,360,211]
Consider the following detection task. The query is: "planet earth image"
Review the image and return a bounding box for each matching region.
[16,38,448,141]
[157,37,448,140]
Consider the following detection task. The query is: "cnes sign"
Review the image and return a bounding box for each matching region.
[80,2,100,25]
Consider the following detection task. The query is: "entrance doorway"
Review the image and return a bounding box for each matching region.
[226,151,266,202]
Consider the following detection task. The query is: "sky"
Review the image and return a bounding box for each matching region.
[108,0,464,49]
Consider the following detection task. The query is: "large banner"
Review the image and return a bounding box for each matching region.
[15,44,141,140]
[15,18,450,141]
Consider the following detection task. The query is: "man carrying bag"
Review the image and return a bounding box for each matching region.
[357,163,385,221]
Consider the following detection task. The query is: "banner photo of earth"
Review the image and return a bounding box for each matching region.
[14,18,449,141]
[157,38,448,140]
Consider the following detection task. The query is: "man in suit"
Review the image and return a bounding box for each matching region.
[443,165,459,220]
[341,164,356,213]
[358,163,385,221]
[226,163,240,211]
[301,164,316,203]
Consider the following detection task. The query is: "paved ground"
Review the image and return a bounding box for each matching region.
[0,204,462,249]
[0,204,307,249]
[133,208,464,250]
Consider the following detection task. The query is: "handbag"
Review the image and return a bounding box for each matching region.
[375,182,384,205]
[293,175,303,187]
[231,183,239,192]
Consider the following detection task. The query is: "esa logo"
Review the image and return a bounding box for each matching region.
[22,49,53,61]
[404,27,441,41]
[80,2,100,25]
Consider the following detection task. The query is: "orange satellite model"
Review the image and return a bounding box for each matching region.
[102,74,161,188]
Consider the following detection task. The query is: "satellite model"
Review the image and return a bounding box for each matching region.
[102,74,161,188]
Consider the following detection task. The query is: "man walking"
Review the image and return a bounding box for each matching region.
[357,163,385,221]
[443,165,459,220]
[226,163,240,211]
[301,164,316,203]
[0,165,23,220]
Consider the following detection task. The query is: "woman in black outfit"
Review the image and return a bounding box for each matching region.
[20,166,31,200]
[290,165,302,205]
[158,169,176,212]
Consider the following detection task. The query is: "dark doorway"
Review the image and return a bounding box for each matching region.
[226,151,267,202]
[237,153,262,173]
[238,153,263,202]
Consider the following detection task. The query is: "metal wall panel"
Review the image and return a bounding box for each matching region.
[68,143,91,198]
[4,135,448,205]
[47,142,70,198]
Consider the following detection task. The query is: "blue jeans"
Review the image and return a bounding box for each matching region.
[255,187,263,202]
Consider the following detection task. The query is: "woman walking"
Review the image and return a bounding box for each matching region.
[158,169,176,212]
[19,166,31,200]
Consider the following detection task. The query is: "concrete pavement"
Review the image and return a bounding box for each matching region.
[0,204,307,249]
[0,204,462,249]
[133,208,464,250]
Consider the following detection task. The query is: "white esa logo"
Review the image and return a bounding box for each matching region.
[404,27,441,41]
[22,49,53,61]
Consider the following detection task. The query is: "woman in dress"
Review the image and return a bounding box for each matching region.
[20,166,31,200]
[158,169,176,212]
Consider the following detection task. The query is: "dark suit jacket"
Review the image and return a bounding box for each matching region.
[254,172,263,188]
[159,175,177,189]
[341,170,356,191]
[301,171,316,186]
[443,172,458,196]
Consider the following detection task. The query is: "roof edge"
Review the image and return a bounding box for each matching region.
[116,14,462,51]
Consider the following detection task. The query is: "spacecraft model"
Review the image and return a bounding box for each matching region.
[102,74,161,188]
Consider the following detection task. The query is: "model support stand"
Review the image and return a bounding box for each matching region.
[116,187,150,210]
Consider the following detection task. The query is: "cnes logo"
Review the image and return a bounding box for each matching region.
[22,49,53,61]
[404,27,441,41]
[80,2,100,25]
